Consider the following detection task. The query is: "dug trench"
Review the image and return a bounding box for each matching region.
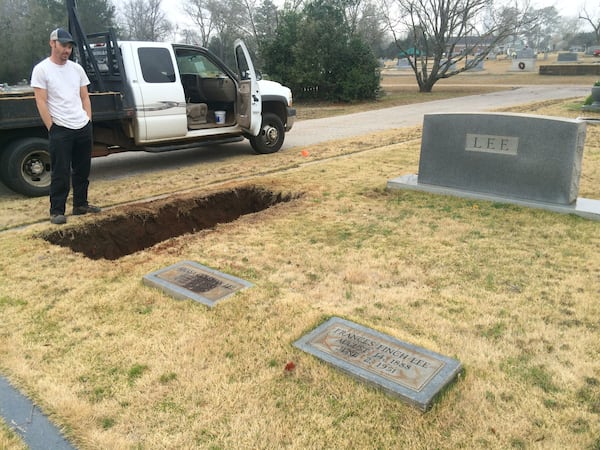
[40,185,300,260]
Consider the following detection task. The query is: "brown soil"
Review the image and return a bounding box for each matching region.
[40,185,300,260]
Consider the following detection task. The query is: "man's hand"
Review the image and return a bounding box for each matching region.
[33,87,53,130]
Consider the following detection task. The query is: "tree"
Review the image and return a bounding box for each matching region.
[205,0,246,61]
[182,0,217,46]
[344,0,387,56]
[262,8,302,84]
[182,0,249,61]
[75,0,117,34]
[381,0,531,92]
[263,0,380,101]
[554,16,582,51]
[254,0,280,46]
[579,4,600,44]
[119,0,172,41]
[0,0,117,83]
[522,6,560,51]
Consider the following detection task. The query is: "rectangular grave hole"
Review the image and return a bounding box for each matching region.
[40,186,301,260]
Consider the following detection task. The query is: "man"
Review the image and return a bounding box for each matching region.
[31,28,100,225]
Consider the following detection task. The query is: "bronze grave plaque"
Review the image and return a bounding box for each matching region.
[143,260,253,307]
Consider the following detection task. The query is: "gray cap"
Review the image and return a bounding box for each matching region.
[50,28,76,45]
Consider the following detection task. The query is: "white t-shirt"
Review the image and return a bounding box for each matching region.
[31,58,90,130]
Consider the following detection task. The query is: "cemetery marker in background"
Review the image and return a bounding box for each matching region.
[143,260,253,307]
[294,317,462,411]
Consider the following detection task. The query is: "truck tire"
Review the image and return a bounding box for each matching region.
[0,138,51,197]
[249,113,285,154]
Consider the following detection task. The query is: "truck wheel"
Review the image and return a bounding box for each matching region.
[0,138,51,197]
[249,113,285,154]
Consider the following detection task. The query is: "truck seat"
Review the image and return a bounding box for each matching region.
[181,74,205,103]
[186,103,208,129]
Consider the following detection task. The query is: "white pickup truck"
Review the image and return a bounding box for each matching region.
[0,3,295,197]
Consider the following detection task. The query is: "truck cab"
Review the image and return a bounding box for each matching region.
[88,37,293,154]
[119,40,263,144]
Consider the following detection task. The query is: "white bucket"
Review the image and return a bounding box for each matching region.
[215,110,226,124]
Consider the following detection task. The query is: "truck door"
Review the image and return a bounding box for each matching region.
[129,43,187,142]
[234,40,261,136]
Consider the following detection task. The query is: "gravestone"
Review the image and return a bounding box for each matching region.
[143,260,253,307]
[467,60,485,71]
[516,48,535,59]
[396,58,411,70]
[511,58,536,71]
[387,113,600,220]
[294,317,462,411]
[557,52,578,62]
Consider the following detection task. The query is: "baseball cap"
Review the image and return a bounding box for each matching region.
[50,28,76,45]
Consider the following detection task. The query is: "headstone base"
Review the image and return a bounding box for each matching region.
[387,174,600,221]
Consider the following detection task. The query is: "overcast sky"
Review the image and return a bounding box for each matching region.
[108,0,591,28]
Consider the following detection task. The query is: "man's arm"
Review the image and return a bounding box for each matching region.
[80,85,92,121]
[33,87,53,130]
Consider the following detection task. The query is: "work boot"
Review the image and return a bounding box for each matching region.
[50,214,67,225]
[72,204,101,215]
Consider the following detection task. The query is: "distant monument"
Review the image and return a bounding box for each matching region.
[467,60,484,71]
[557,52,579,63]
[511,48,536,72]
[396,58,412,70]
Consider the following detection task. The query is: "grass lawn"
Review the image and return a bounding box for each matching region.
[0,56,599,449]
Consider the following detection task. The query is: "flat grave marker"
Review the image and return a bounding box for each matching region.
[294,317,462,411]
[557,52,578,62]
[143,260,253,307]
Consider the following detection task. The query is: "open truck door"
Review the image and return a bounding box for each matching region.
[234,40,261,136]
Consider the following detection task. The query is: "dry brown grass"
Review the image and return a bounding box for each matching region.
[1,58,600,449]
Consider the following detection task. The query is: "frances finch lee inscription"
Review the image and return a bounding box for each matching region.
[294,317,462,411]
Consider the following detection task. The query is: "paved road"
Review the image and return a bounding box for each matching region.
[285,84,590,148]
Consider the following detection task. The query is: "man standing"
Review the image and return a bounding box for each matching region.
[31,28,100,224]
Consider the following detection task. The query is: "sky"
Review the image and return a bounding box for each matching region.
[108,0,594,29]
[537,0,586,17]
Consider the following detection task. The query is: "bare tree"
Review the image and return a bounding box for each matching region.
[579,4,600,44]
[182,0,216,46]
[521,6,560,51]
[120,0,172,41]
[349,0,388,54]
[282,0,305,11]
[381,0,531,92]
[182,0,249,55]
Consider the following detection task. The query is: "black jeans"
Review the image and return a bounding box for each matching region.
[48,122,93,216]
